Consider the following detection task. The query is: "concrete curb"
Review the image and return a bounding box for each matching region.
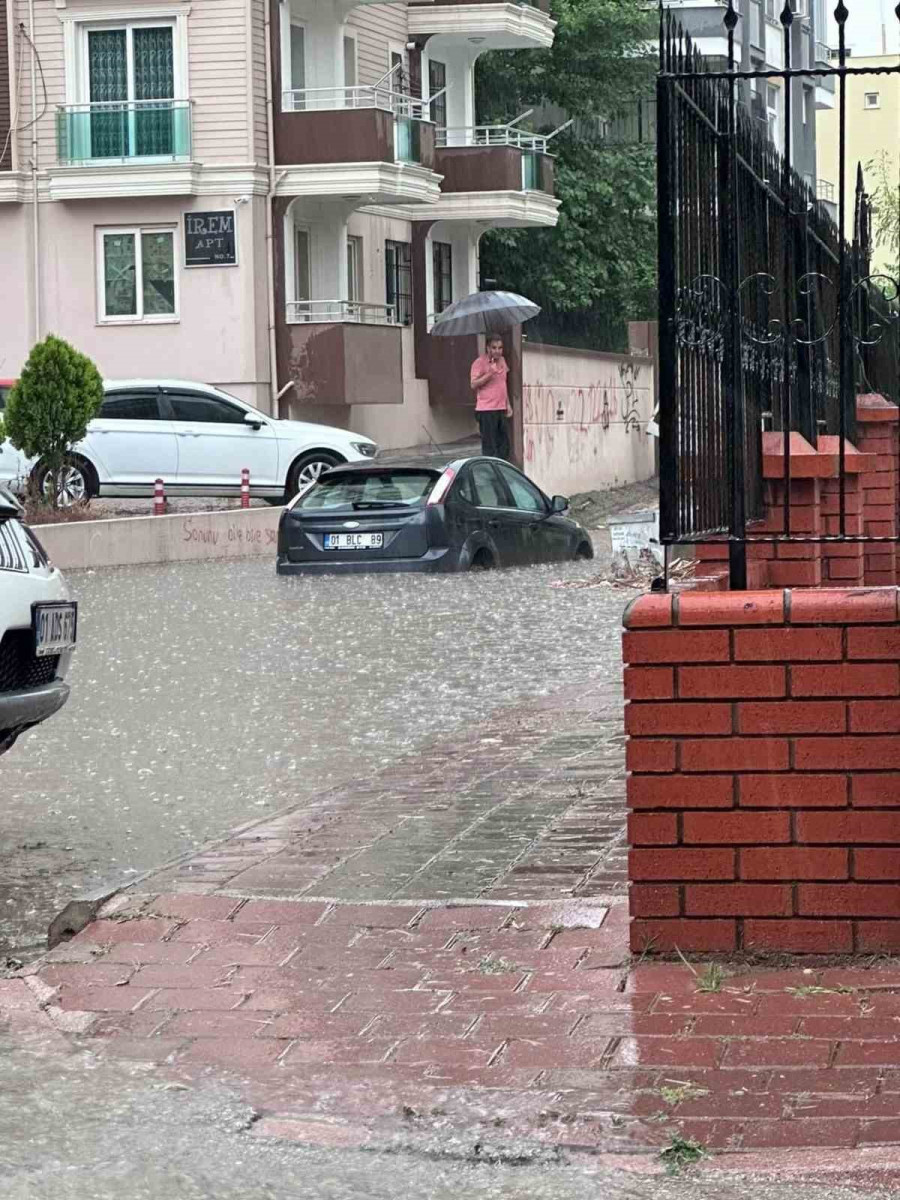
[37,505,282,571]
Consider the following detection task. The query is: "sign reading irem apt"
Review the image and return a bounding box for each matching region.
[184,210,237,267]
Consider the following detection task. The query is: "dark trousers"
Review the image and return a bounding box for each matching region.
[478,411,511,461]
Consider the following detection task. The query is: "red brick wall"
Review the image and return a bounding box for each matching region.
[624,587,900,955]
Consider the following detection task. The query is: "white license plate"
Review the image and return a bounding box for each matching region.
[323,532,384,551]
[33,603,77,657]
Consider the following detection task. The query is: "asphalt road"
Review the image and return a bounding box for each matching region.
[0,553,628,958]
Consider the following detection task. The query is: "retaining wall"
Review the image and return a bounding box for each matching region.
[37,506,282,572]
[624,587,900,955]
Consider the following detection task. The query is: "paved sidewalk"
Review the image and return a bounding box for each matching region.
[7,677,900,1178]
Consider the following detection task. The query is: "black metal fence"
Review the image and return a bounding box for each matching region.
[657,0,900,587]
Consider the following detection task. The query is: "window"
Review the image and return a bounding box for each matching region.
[803,85,812,125]
[295,228,311,304]
[99,391,161,420]
[347,235,363,304]
[166,393,246,423]
[98,226,176,322]
[297,469,436,510]
[766,83,780,146]
[433,241,452,315]
[496,463,546,513]
[390,47,407,94]
[765,0,776,19]
[470,462,507,508]
[85,23,176,158]
[343,35,357,88]
[429,59,446,127]
[385,239,412,324]
[865,92,881,109]
[455,470,477,506]
[279,15,305,108]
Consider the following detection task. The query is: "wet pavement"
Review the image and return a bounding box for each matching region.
[0,555,630,957]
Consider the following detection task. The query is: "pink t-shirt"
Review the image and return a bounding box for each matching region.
[470,354,509,412]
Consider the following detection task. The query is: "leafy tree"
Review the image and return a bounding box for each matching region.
[475,0,657,350]
[867,151,900,281]
[5,335,104,508]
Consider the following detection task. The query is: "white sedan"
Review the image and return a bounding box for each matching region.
[0,490,75,755]
[0,380,378,505]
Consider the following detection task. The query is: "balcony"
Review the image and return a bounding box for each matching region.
[277,313,403,407]
[286,300,397,326]
[407,0,554,51]
[50,100,194,200]
[399,121,558,226]
[274,86,440,205]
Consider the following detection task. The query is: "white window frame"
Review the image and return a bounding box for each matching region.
[864,91,881,109]
[280,9,307,110]
[293,223,312,305]
[388,42,408,89]
[62,7,190,109]
[96,224,179,325]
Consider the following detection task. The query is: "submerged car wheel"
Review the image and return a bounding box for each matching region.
[575,541,594,561]
[286,452,342,500]
[469,549,494,571]
[36,457,96,508]
[0,728,19,755]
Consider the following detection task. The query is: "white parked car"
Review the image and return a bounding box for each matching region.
[0,380,379,506]
[0,490,75,755]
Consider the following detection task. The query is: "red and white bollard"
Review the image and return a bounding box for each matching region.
[240,467,250,509]
[153,477,166,516]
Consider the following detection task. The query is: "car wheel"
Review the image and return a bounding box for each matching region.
[35,456,97,507]
[575,541,594,561]
[285,452,342,501]
[469,549,494,571]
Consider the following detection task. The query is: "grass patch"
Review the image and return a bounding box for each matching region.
[659,1134,705,1174]
[476,955,522,975]
[695,963,725,993]
[659,1082,710,1107]
[786,985,854,997]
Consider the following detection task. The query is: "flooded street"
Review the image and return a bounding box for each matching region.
[0,556,628,956]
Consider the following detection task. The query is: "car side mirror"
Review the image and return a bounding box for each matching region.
[244,412,264,431]
[551,495,568,514]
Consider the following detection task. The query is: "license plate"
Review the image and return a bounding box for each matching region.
[323,532,384,551]
[32,602,77,657]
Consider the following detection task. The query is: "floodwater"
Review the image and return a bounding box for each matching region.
[0,556,628,956]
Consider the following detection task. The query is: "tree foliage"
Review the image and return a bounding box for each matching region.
[475,0,657,350]
[5,335,104,507]
[867,151,900,280]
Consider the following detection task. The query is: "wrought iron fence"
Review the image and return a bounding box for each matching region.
[657,0,900,587]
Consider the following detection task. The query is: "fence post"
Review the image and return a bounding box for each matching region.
[153,478,166,516]
[656,70,677,556]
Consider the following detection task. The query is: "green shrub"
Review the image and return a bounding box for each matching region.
[5,335,103,508]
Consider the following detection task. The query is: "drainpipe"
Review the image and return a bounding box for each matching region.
[28,0,39,343]
[264,0,282,417]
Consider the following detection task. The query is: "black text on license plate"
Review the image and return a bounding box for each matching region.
[33,603,77,657]
[324,532,383,551]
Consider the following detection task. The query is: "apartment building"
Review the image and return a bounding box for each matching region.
[0,0,558,448]
[817,54,900,271]
[664,0,834,193]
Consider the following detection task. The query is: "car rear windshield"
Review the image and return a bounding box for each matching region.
[297,470,439,510]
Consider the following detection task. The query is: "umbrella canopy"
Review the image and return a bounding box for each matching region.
[430,290,540,337]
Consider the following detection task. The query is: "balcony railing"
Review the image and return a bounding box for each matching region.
[57,100,192,165]
[286,300,397,325]
[282,84,432,121]
[436,123,550,153]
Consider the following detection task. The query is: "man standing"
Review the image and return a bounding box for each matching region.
[470,335,512,460]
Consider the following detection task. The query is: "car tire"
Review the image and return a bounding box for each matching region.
[34,456,97,508]
[285,452,343,502]
[575,541,594,561]
[0,728,20,755]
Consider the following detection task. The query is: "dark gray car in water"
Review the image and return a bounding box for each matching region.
[276,456,594,575]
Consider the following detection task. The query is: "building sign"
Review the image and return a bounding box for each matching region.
[184,211,237,267]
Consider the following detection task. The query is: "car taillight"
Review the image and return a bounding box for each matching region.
[426,468,455,507]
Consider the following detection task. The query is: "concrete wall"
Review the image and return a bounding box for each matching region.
[38,506,282,572]
[521,343,656,498]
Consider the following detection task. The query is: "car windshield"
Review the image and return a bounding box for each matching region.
[297,470,438,510]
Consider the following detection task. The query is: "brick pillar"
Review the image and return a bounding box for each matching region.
[856,394,899,587]
[624,587,900,955]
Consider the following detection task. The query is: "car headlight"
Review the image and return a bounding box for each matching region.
[351,441,378,458]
